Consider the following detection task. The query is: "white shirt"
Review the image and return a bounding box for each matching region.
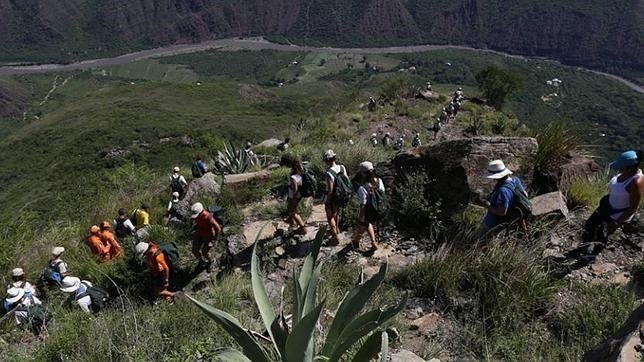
[326,164,347,183]
[357,178,385,205]
[167,200,180,212]
[52,258,68,274]
[288,174,303,199]
[74,281,94,313]
[608,170,642,221]
[8,281,37,296]
[113,218,136,233]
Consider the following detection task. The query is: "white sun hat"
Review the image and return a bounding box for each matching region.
[5,287,24,304]
[359,161,374,172]
[486,160,513,179]
[172,191,180,198]
[52,246,65,257]
[323,149,336,161]
[11,268,24,277]
[135,242,150,258]
[60,276,82,293]
[190,202,204,219]
[173,166,180,173]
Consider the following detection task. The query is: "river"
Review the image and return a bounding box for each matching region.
[1,37,642,94]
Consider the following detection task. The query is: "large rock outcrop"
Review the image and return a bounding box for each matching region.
[583,304,644,362]
[176,172,221,216]
[392,137,538,217]
[533,152,600,194]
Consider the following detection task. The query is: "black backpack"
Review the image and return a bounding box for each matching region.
[365,180,389,223]
[114,218,131,239]
[155,242,181,273]
[299,169,317,198]
[192,162,204,178]
[129,210,139,227]
[208,205,229,229]
[170,176,185,195]
[40,260,63,286]
[328,168,353,207]
[76,283,109,313]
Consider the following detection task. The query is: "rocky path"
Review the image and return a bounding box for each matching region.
[1,37,642,95]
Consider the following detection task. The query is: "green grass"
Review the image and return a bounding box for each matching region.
[567,168,611,209]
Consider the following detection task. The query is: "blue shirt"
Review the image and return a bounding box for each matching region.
[483,177,526,228]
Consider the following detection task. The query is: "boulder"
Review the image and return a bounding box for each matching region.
[530,191,569,218]
[176,172,221,216]
[410,313,442,334]
[533,152,599,193]
[390,349,426,362]
[257,138,282,148]
[224,169,273,185]
[583,304,644,362]
[392,137,538,217]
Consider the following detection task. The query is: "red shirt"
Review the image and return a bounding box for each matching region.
[195,211,219,238]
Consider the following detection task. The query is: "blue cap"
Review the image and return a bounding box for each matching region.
[610,150,639,170]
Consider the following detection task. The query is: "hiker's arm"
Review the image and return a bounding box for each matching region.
[614,177,644,225]
[211,217,221,236]
[326,176,334,196]
[290,177,298,194]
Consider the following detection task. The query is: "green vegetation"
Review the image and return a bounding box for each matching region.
[534,121,581,173]
[567,168,610,209]
[475,66,523,110]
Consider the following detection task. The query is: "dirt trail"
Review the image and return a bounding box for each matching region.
[1,38,642,94]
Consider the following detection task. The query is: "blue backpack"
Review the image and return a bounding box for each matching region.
[41,260,63,286]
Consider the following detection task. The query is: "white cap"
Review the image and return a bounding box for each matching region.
[52,247,65,257]
[359,161,374,172]
[5,287,24,304]
[60,276,82,293]
[190,202,204,219]
[11,268,24,277]
[323,150,336,161]
[371,133,377,137]
[135,242,150,258]
[486,160,513,179]
[172,191,180,198]
[173,166,180,173]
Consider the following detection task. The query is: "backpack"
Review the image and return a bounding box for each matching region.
[40,260,63,286]
[130,209,139,227]
[299,169,317,198]
[114,218,132,239]
[170,176,185,195]
[76,283,109,313]
[155,243,181,273]
[500,183,532,221]
[26,304,52,330]
[192,162,204,178]
[365,181,389,223]
[329,168,353,207]
[207,205,229,228]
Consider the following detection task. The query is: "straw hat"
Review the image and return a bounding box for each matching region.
[486,160,513,179]
[323,149,336,161]
[60,276,82,293]
[173,166,180,173]
[190,202,204,219]
[52,246,65,257]
[5,287,24,304]
[11,268,24,277]
[135,242,150,258]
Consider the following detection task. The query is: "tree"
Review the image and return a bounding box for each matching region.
[475,66,523,110]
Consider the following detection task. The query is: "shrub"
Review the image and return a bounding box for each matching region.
[534,121,580,173]
[391,172,445,238]
[475,66,523,110]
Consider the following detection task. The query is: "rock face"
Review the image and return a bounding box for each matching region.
[176,172,221,216]
[530,191,569,218]
[583,304,644,362]
[392,137,538,217]
[390,349,426,362]
[533,153,600,194]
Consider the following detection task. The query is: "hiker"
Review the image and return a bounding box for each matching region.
[454,87,464,101]
[369,133,378,147]
[323,150,351,245]
[477,160,529,238]
[439,108,448,123]
[285,158,308,235]
[133,202,151,230]
[382,133,393,147]
[367,97,377,112]
[99,221,124,259]
[87,225,113,262]
[583,150,643,243]
[7,268,38,297]
[277,138,290,152]
[59,277,105,313]
[3,287,48,336]
[41,247,69,286]
[426,81,432,91]
[135,242,175,302]
[113,208,136,239]
[412,133,422,148]
[192,156,208,178]
[394,135,405,150]
[190,202,221,272]
[166,192,183,223]
[245,142,258,163]
[352,162,387,251]
[169,166,188,198]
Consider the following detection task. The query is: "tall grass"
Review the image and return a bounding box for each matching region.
[534,122,580,173]
[567,167,611,209]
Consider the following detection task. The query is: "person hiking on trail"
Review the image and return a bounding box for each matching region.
[192,156,208,178]
[87,225,112,262]
[277,138,290,152]
[440,108,448,123]
[454,87,464,101]
[412,133,422,148]
[426,81,432,91]
[59,277,95,313]
[352,162,386,252]
[3,286,47,336]
[190,202,221,272]
[323,150,349,246]
[113,208,136,240]
[245,142,258,163]
[382,133,393,147]
[370,133,378,147]
[135,242,175,302]
[285,158,308,236]
[99,221,123,259]
[166,192,183,223]
[132,202,151,230]
[477,160,528,239]
[42,247,70,284]
[7,268,38,297]
[169,166,188,198]
[583,150,643,243]
[394,135,405,150]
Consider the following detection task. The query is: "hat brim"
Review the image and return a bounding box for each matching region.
[486,169,513,179]
[60,281,81,293]
[190,212,200,219]
[6,291,24,304]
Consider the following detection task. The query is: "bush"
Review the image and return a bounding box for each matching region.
[475,66,523,110]
[567,168,610,209]
[391,172,445,238]
[534,122,580,173]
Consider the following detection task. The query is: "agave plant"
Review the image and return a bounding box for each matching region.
[215,142,264,174]
[187,226,406,361]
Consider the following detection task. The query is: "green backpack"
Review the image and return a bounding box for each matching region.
[501,183,532,220]
[76,284,110,313]
[366,181,389,223]
[155,242,181,273]
[299,169,317,198]
[328,168,353,207]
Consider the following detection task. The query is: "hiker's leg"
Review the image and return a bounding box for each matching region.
[293,213,305,228]
[201,240,213,262]
[192,238,203,262]
[367,223,378,249]
[352,222,367,248]
[325,203,338,235]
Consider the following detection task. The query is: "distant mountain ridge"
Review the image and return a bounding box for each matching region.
[1,0,642,75]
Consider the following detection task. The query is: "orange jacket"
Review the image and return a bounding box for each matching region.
[145,243,170,278]
[100,230,123,257]
[87,234,111,261]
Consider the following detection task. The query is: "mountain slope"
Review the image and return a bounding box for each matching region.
[0,0,642,78]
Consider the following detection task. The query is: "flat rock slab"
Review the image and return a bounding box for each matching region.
[257,138,282,148]
[390,349,426,362]
[591,262,618,275]
[243,220,281,244]
[307,203,328,224]
[531,191,569,218]
[410,313,442,334]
